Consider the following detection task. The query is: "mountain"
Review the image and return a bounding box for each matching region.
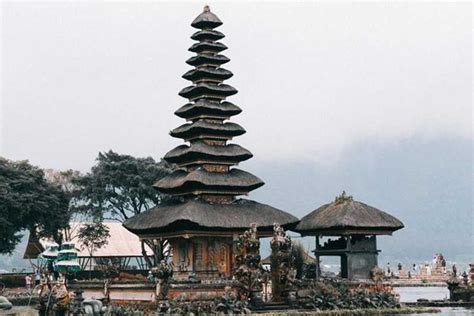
[248,135,472,264]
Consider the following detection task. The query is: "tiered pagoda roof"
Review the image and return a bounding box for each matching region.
[124,6,297,236]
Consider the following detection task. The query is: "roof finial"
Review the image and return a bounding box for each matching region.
[334,190,353,204]
[203,5,210,12]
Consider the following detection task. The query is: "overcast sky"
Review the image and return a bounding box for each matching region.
[1,2,473,266]
[1,1,471,171]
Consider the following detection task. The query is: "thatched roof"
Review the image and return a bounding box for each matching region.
[182,67,233,82]
[191,29,225,41]
[186,54,230,67]
[179,83,237,100]
[170,120,245,140]
[191,6,222,30]
[164,141,252,165]
[189,41,227,53]
[123,198,299,235]
[295,195,404,236]
[153,167,264,195]
[175,100,241,120]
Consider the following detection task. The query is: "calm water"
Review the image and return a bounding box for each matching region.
[396,307,474,315]
[394,286,472,315]
[395,286,450,303]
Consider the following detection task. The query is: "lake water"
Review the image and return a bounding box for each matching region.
[395,286,450,303]
[394,286,473,315]
[397,307,474,315]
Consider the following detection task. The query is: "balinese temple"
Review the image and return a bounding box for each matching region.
[295,192,404,280]
[124,6,297,280]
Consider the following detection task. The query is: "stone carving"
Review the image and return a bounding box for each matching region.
[53,277,70,313]
[233,223,263,308]
[207,240,218,272]
[334,191,353,204]
[370,266,385,283]
[270,223,296,304]
[70,289,86,316]
[150,260,174,300]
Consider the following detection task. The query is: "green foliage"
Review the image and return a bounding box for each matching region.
[163,291,250,315]
[73,150,173,221]
[0,157,72,254]
[291,241,307,279]
[302,279,400,310]
[77,221,110,257]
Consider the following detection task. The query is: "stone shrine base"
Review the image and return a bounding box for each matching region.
[68,279,232,303]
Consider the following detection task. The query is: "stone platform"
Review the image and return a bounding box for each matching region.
[68,280,232,303]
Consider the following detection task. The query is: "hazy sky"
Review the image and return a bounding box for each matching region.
[1,1,471,171]
[0,2,472,265]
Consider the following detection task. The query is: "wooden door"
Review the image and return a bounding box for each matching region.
[217,243,231,275]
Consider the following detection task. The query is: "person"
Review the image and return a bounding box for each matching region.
[386,262,391,276]
[25,274,32,293]
[398,263,402,271]
[426,264,432,276]
[452,264,457,276]
[441,256,446,273]
[35,270,41,286]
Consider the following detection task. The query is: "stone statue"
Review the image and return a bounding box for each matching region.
[233,223,264,308]
[151,260,173,300]
[53,278,70,314]
[371,266,385,283]
[270,223,297,304]
[334,191,353,204]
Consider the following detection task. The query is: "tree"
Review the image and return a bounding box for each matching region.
[0,157,71,254]
[77,222,110,278]
[73,151,173,267]
[43,169,83,242]
[291,241,307,279]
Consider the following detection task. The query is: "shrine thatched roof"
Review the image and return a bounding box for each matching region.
[182,67,233,82]
[179,83,237,100]
[186,54,230,67]
[175,100,241,120]
[191,29,225,41]
[123,198,299,235]
[170,120,245,140]
[191,6,222,29]
[295,195,404,236]
[189,41,227,53]
[153,167,263,195]
[164,141,252,165]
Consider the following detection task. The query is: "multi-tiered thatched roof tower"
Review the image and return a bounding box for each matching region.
[124,6,297,279]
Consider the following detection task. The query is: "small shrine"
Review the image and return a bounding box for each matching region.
[123,6,297,281]
[296,192,404,280]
